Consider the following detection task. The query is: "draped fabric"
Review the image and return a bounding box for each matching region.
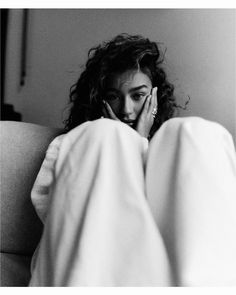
[29,117,236,286]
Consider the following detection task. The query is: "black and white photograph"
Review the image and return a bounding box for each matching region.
[1,3,236,289]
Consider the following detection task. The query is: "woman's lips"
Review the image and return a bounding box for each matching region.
[122,120,136,127]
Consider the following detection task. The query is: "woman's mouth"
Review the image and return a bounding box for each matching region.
[122,120,136,127]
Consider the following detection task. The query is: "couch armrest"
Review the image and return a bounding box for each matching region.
[0,252,31,286]
[0,121,62,256]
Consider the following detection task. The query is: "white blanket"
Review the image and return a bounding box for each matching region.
[29,117,236,286]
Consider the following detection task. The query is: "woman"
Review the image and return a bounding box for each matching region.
[29,34,236,286]
[64,33,176,140]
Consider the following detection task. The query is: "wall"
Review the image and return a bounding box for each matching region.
[4,9,236,143]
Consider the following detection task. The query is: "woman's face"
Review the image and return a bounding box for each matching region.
[104,69,152,126]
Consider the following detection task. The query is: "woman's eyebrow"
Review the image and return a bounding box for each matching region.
[106,85,148,92]
[129,85,148,92]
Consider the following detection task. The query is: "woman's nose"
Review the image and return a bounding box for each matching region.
[122,97,133,116]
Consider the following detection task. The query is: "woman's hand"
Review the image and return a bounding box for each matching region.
[135,87,158,138]
[102,100,120,121]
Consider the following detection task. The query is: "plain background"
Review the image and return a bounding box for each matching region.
[4,9,236,143]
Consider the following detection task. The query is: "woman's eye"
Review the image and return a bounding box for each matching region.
[132,93,145,101]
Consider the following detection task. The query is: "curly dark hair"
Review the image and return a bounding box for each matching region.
[64,33,178,139]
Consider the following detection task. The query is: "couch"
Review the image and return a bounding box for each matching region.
[0,121,62,286]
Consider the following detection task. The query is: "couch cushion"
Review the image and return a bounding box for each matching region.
[0,252,31,286]
[0,121,62,256]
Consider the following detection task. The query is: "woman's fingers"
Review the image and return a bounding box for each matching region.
[143,95,152,115]
[102,105,109,118]
[150,87,158,110]
[148,87,158,116]
[103,100,120,121]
